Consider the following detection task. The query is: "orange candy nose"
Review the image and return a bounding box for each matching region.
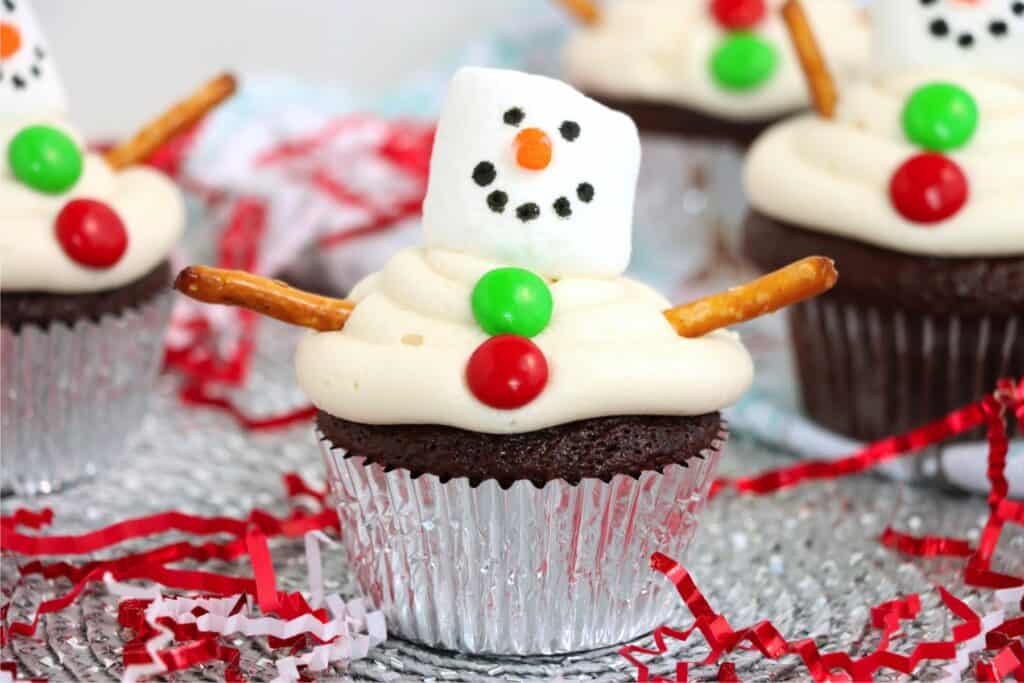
[0,22,22,59]
[515,127,552,171]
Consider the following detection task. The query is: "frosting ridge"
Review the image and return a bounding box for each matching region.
[1,114,185,293]
[563,0,869,122]
[744,69,1024,256]
[295,247,753,434]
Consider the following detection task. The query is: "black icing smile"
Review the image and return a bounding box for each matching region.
[470,107,595,223]
[0,1,50,92]
[920,0,1023,47]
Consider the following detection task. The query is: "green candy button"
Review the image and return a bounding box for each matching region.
[710,33,779,92]
[902,82,979,152]
[7,125,84,194]
[471,267,553,339]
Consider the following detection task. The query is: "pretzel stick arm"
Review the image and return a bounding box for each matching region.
[555,0,601,25]
[664,257,838,338]
[106,72,238,170]
[175,266,354,332]
[782,0,837,118]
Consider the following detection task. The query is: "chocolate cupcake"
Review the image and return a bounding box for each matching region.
[743,1,1024,441]
[562,0,869,148]
[178,68,834,655]
[561,0,868,288]
[1,1,185,494]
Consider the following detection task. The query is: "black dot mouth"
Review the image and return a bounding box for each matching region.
[487,190,509,213]
[0,42,48,90]
[516,203,541,222]
[923,2,1020,46]
[474,161,592,222]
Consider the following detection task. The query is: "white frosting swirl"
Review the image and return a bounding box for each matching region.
[295,247,753,434]
[563,0,869,122]
[1,114,185,293]
[745,69,1024,256]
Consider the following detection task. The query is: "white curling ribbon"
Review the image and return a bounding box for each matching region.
[103,574,174,683]
[104,534,386,683]
[936,584,1024,683]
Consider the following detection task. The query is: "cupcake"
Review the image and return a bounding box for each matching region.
[176,68,835,655]
[743,0,1024,442]
[561,0,868,293]
[562,0,869,148]
[1,1,185,494]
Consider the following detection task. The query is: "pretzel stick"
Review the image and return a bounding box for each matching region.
[664,256,838,338]
[556,0,601,25]
[174,266,354,332]
[782,0,837,118]
[106,72,237,170]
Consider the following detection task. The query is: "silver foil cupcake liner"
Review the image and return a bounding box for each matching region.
[1,292,173,496]
[320,424,727,655]
[789,297,1022,444]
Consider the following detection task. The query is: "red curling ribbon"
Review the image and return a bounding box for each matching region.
[625,554,986,682]
[177,382,317,431]
[0,475,335,645]
[878,528,974,558]
[246,526,280,614]
[0,661,47,683]
[711,397,987,498]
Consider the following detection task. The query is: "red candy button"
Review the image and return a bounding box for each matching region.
[55,199,128,268]
[466,335,549,410]
[710,0,766,29]
[889,153,969,225]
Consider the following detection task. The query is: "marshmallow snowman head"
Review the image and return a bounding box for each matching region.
[0,0,66,116]
[872,0,1024,75]
[422,67,641,279]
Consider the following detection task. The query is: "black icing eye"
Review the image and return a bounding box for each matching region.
[958,32,975,48]
[1014,2,1024,16]
[472,161,496,187]
[2,0,14,11]
[559,121,581,142]
[516,203,540,222]
[487,190,508,214]
[990,20,1009,36]
[553,197,572,218]
[930,18,950,37]
[576,182,594,203]
[503,107,525,126]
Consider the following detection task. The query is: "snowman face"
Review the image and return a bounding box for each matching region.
[422,67,640,279]
[872,0,1024,74]
[1,0,66,115]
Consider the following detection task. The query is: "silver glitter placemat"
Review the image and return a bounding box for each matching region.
[3,323,1021,681]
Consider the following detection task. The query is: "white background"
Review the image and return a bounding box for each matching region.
[34,0,537,138]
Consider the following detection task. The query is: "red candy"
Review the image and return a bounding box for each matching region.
[55,199,128,268]
[466,335,548,410]
[889,153,969,224]
[710,0,766,29]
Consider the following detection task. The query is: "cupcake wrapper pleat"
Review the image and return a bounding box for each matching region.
[790,298,1022,443]
[320,425,726,655]
[1,293,173,496]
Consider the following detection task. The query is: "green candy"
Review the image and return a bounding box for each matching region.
[902,82,979,152]
[7,125,84,194]
[710,33,779,92]
[471,267,553,339]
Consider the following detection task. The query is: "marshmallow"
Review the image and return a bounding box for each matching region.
[872,0,1024,75]
[0,0,67,116]
[422,67,640,279]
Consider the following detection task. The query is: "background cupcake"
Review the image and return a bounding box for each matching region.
[1,1,185,494]
[743,0,1024,441]
[560,0,869,297]
[563,0,869,146]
